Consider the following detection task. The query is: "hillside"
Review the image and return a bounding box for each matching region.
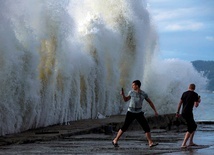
[192,60,214,91]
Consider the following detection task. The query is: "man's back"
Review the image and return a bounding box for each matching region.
[181,90,198,114]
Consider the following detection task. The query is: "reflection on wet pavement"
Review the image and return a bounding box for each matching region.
[0,124,213,155]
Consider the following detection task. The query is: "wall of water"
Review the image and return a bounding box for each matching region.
[0,0,207,136]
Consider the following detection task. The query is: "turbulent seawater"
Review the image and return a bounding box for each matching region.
[194,92,214,122]
[0,0,207,136]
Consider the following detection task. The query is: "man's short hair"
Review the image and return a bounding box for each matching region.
[133,80,141,88]
[189,83,196,90]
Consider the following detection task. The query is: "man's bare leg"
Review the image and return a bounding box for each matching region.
[188,131,197,146]
[145,132,153,146]
[181,132,191,148]
[145,132,158,147]
[113,129,123,144]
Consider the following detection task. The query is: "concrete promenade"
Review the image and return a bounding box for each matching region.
[0,114,213,154]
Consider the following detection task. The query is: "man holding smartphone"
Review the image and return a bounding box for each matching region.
[112,80,158,148]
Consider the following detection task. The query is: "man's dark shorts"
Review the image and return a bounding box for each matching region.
[121,111,150,133]
[182,112,197,133]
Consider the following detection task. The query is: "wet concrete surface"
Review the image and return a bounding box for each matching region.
[0,114,213,154]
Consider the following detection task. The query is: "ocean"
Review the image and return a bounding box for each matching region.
[0,0,209,136]
[194,92,214,122]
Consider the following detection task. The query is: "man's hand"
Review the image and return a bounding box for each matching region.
[176,113,180,118]
[195,102,199,107]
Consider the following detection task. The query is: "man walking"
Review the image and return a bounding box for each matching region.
[176,83,201,148]
[112,80,158,147]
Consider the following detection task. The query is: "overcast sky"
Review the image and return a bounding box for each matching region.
[147,0,214,61]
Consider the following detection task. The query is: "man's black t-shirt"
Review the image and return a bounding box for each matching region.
[181,90,199,114]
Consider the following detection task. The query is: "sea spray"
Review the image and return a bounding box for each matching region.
[0,0,206,136]
[142,58,207,115]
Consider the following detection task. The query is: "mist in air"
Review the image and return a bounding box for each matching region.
[0,0,207,136]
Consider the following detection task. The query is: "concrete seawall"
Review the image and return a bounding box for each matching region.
[0,113,185,146]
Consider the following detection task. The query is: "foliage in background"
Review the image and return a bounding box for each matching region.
[192,60,214,91]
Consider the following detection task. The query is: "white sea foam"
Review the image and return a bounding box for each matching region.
[0,0,207,135]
